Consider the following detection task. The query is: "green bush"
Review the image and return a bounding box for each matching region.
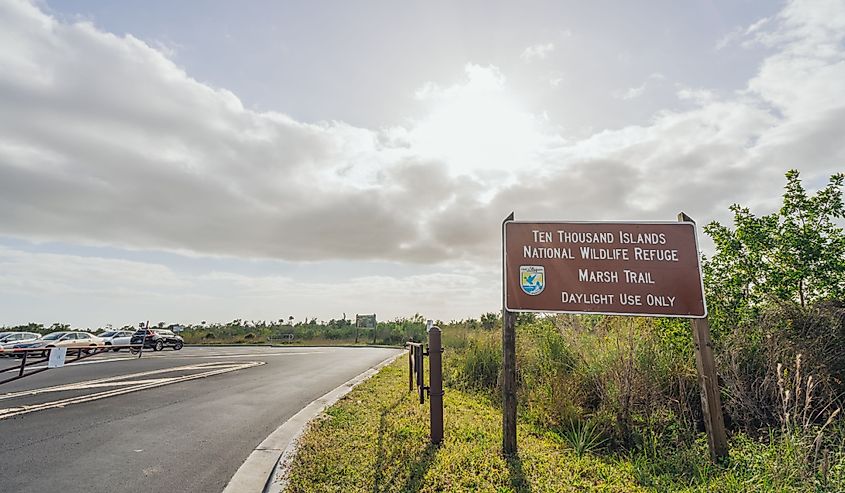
[718,302,845,432]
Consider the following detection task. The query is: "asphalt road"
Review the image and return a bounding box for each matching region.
[0,345,401,493]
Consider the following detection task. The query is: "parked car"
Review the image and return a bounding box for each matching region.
[0,332,41,356]
[12,331,104,357]
[99,330,134,351]
[130,329,184,352]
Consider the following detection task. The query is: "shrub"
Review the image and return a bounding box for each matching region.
[718,302,845,432]
[559,418,608,457]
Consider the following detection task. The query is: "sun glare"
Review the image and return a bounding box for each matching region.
[409,65,546,175]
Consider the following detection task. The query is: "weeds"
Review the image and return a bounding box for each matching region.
[434,303,845,491]
[559,418,607,457]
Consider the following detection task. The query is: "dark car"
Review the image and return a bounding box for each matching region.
[130,329,184,352]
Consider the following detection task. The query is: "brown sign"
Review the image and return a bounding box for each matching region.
[356,314,376,329]
[504,221,706,318]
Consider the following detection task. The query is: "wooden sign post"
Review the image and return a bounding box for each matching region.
[678,213,728,461]
[355,314,377,344]
[502,213,518,456]
[501,213,728,461]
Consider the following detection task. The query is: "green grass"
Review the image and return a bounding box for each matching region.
[286,359,646,492]
[285,357,845,492]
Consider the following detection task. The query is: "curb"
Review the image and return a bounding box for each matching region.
[267,344,402,349]
[222,350,406,493]
[185,344,273,348]
[184,344,402,349]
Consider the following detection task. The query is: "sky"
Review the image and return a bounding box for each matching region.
[0,0,843,328]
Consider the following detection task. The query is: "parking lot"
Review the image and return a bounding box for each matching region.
[0,346,401,493]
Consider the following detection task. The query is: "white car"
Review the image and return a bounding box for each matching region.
[0,332,42,356]
[12,331,104,357]
[99,330,134,351]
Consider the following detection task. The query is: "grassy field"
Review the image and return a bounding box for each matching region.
[284,356,839,492]
[286,358,647,492]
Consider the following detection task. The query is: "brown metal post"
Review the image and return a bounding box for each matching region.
[416,345,425,404]
[19,351,28,376]
[414,344,419,386]
[138,320,148,359]
[408,345,414,392]
[502,212,517,456]
[429,326,444,445]
[678,212,729,461]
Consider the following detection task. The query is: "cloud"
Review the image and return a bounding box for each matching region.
[715,28,743,51]
[0,0,843,275]
[676,87,716,104]
[614,73,665,100]
[521,42,555,61]
[0,245,498,326]
[0,0,431,262]
[0,245,190,298]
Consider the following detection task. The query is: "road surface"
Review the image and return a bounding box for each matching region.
[0,345,401,492]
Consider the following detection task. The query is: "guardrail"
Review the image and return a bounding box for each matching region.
[406,326,444,445]
[0,345,143,386]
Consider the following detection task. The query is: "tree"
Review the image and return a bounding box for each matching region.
[480,312,499,330]
[704,170,845,326]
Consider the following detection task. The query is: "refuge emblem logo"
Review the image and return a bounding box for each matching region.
[519,265,545,296]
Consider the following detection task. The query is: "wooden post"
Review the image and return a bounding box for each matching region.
[429,327,444,445]
[416,344,425,404]
[408,345,414,392]
[502,212,518,456]
[678,212,729,461]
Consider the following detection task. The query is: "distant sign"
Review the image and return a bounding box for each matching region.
[270,333,294,343]
[504,221,706,318]
[356,314,377,329]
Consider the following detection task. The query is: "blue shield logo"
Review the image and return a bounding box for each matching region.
[520,265,545,296]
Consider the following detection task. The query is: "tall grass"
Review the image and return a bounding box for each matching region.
[437,303,845,490]
[443,328,501,392]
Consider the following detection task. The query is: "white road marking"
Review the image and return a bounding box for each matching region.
[0,361,264,420]
[0,361,240,400]
[16,378,179,391]
[1,349,329,371]
[143,351,329,359]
